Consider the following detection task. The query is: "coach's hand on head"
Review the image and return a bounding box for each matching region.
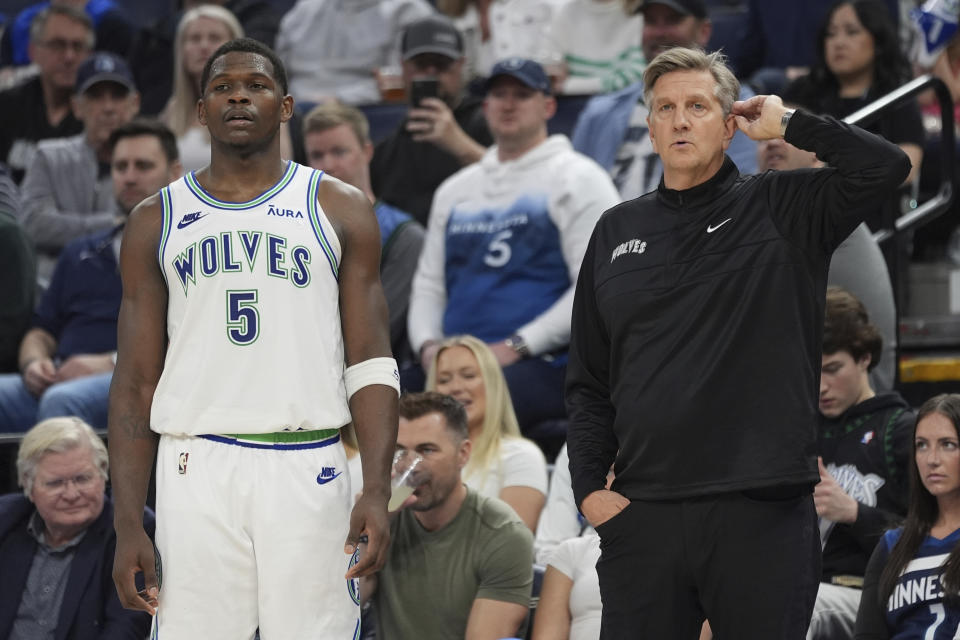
[732,95,790,141]
[113,526,159,615]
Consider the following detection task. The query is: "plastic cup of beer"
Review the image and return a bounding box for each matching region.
[379,65,406,103]
[389,449,422,511]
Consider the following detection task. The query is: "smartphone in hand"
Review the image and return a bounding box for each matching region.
[410,77,439,107]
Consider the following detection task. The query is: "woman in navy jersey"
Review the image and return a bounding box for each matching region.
[855,394,960,638]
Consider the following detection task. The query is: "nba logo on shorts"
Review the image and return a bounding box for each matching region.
[178,452,189,474]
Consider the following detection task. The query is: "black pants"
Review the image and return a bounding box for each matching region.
[595,490,820,639]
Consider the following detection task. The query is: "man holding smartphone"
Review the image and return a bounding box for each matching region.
[371,15,493,226]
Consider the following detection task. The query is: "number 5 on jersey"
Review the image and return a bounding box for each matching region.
[226,289,260,345]
[484,230,513,268]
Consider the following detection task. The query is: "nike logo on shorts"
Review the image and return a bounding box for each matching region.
[316,467,342,485]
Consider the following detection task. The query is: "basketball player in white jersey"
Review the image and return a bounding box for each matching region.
[107,38,399,639]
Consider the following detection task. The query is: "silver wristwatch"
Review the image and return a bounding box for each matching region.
[504,334,531,358]
[780,108,796,138]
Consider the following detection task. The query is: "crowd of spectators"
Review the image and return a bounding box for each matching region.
[0,0,958,638]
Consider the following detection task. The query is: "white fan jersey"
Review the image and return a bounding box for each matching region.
[151,162,351,435]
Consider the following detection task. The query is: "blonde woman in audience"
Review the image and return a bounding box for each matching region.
[427,335,548,531]
[162,5,245,172]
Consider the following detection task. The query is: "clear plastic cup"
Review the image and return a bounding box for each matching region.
[389,449,422,511]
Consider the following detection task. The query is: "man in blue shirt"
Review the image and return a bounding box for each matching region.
[571,0,758,199]
[0,119,181,432]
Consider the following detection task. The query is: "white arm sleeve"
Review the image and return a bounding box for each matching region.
[517,154,620,355]
[407,188,452,353]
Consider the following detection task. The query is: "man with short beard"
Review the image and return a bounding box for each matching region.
[0,119,180,433]
[363,392,534,640]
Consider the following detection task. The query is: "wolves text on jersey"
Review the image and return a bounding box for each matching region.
[171,230,312,295]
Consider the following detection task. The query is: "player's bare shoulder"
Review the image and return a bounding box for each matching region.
[126,193,165,240]
[315,173,379,248]
[119,192,166,276]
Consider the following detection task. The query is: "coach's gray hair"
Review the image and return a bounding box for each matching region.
[17,417,108,497]
[643,47,740,117]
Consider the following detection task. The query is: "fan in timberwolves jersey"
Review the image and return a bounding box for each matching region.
[856,395,960,638]
[107,38,398,640]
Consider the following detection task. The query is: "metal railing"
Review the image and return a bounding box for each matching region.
[843,74,956,244]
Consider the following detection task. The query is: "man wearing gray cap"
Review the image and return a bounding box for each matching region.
[572,0,758,199]
[20,51,140,282]
[371,14,493,226]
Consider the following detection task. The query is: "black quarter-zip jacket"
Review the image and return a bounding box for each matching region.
[566,110,911,507]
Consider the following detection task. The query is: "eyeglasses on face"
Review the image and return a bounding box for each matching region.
[40,38,91,55]
[38,471,99,494]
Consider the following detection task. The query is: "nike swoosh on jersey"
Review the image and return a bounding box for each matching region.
[177,212,207,229]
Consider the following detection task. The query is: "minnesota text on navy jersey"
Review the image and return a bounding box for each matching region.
[858,528,960,639]
[566,110,911,506]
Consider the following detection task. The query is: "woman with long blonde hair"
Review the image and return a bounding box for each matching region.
[427,335,547,531]
[161,5,245,172]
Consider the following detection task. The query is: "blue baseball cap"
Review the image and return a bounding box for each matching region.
[486,58,551,94]
[75,52,136,95]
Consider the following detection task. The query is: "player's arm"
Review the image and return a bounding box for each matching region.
[319,177,398,578]
[108,195,168,614]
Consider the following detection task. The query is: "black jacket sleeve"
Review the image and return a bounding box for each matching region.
[767,110,911,254]
[855,539,891,640]
[565,225,619,509]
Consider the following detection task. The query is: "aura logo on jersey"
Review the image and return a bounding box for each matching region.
[266,204,304,219]
[170,230,313,295]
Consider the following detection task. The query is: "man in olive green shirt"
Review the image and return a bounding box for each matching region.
[363,392,533,639]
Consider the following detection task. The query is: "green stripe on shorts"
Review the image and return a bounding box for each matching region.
[220,429,340,444]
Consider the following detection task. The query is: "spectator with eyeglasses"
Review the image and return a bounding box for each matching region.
[0,416,154,639]
[0,0,135,69]
[0,5,91,184]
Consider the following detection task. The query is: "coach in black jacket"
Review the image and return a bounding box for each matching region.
[565,46,910,638]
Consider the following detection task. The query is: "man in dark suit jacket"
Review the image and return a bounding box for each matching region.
[0,416,153,639]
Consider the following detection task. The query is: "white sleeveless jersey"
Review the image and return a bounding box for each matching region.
[151,162,351,435]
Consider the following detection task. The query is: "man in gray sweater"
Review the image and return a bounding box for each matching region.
[20,51,140,283]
